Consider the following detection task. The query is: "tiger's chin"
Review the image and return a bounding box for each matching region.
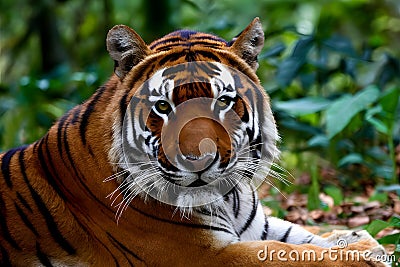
[175,187,225,212]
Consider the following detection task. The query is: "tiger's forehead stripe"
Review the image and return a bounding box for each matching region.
[149,30,228,51]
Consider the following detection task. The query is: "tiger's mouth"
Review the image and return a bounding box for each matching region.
[177,151,218,175]
[187,179,208,187]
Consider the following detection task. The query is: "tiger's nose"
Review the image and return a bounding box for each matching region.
[177,118,225,172]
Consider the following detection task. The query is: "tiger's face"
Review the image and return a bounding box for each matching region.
[106,19,279,215]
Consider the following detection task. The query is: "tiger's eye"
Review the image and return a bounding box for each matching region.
[155,100,171,114]
[217,96,232,107]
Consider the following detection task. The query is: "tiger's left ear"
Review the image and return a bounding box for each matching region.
[230,17,264,71]
[107,25,151,79]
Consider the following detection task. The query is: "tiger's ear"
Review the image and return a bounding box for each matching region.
[230,17,264,71]
[107,25,151,79]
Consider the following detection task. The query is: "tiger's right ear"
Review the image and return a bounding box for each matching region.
[106,25,151,79]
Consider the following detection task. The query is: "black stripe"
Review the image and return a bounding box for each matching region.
[158,51,187,66]
[304,235,315,244]
[62,121,115,214]
[119,92,129,127]
[71,106,82,124]
[155,41,223,51]
[0,244,12,266]
[1,146,27,188]
[37,135,67,200]
[149,36,185,49]
[280,226,293,243]
[129,205,235,235]
[14,202,39,237]
[32,140,40,154]
[0,194,21,250]
[239,190,258,235]
[261,218,269,240]
[197,208,235,235]
[19,149,76,255]
[56,113,69,161]
[197,50,222,62]
[232,188,240,218]
[150,33,227,50]
[36,242,54,267]
[16,192,33,212]
[71,213,120,267]
[79,85,107,146]
[63,121,84,182]
[187,40,224,48]
[192,35,227,43]
[107,232,143,264]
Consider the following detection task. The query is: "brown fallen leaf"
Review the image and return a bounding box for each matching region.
[393,198,400,214]
[364,200,381,211]
[284,193,307,209]
[347,216,370,228]
[309,210,324,221]
[375,228,400,239]
[285,209,302,222]
[350,205,364,214]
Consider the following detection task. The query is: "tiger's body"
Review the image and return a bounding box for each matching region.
[0,18,387,266]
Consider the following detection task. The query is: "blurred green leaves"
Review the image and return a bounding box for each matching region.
[0,66,100,149]
[326,85,380,139]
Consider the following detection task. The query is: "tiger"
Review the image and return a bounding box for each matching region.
[0,17,388,266]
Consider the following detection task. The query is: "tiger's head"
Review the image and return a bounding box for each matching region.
[105,18,280,216]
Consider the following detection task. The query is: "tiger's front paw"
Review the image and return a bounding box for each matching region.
[323,229,378,246]
[323,230,390,266]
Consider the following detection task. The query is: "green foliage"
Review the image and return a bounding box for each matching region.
[307,164,321,211]
[323,186,344,206]
[366,216,400,263]
[0,66,101,149]
[326,85,380,139]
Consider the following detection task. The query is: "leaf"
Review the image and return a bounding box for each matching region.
[365,220,390,237]
[377,184,400,193]
[338,153,364,167]
[276,36,314,87]
[279,118,322,136]
[307,134,329,148]
[323,35,357,57]
[366,117,389,134]
[259,43,286,59]
[326,85,380,138]
[292,36,315,58]
[380,86,400,114]
[323,186,344,206]
[307,165,320,211]
[276,58,304,87]
[377,55,400,88]
[389,216,400,228]
[378,232,400,245]
[274,97,331,116]
[368,192,388,203]
[365,87,400,134]
[365,105,389,134]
